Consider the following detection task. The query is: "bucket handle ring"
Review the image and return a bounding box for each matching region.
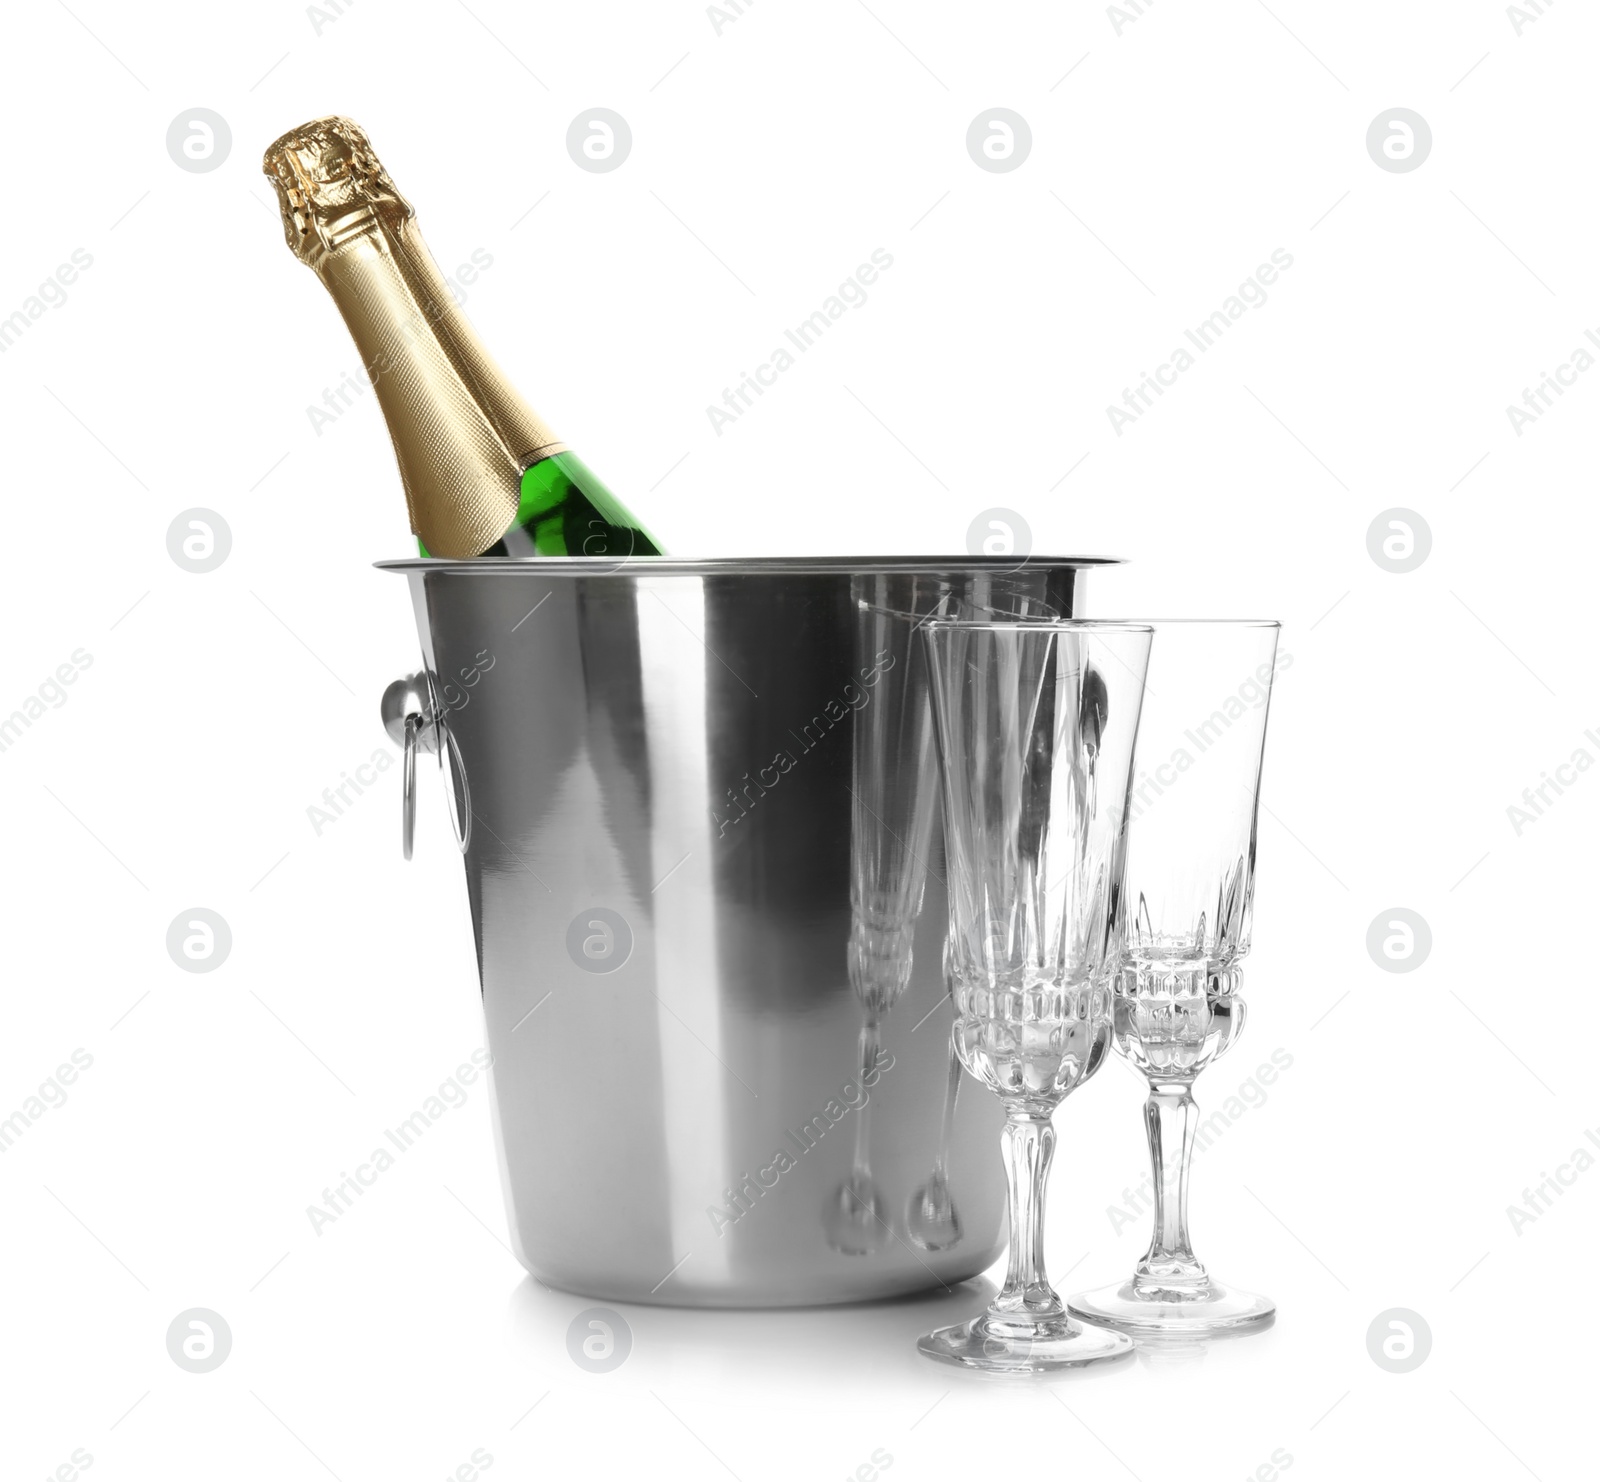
[382,671,471,860]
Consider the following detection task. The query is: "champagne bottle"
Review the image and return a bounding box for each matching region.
[262,116,662,561]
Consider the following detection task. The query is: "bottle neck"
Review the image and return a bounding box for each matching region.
[313,219,564,558]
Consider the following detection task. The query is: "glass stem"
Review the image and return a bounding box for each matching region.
[992,1110,1063,1320]
[931,1039,961,1180]
[852,1018,879,1174]
[1134,1082,1208,1292]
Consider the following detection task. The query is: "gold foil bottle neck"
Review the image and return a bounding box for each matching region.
[263,116,566,558]
[263,116,414,268]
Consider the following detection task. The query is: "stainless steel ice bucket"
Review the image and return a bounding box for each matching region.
[379,555,1109,1306]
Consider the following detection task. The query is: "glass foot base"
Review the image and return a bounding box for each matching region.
[917,1312,1134,1374]
[1067,1279,1275,1337]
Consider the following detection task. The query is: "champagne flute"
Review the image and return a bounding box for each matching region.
[916,618,1151,1374]
[1068,620,1281,1336]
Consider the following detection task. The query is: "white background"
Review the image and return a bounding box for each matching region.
[1,1,1594,1478]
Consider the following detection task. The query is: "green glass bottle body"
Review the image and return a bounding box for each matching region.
[427,450,663,559]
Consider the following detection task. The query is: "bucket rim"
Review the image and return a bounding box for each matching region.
[374,553,1123,576]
